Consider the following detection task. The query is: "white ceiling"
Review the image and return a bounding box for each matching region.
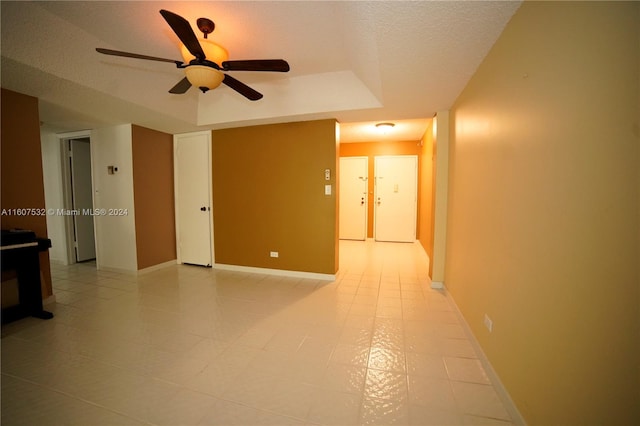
[0,1,521,142]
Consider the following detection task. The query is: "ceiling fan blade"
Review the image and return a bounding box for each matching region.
[222,59,290,72]
[222,75,263,101]
[96,48,181,64]
[159,9,205,61]
[169,77,192,94]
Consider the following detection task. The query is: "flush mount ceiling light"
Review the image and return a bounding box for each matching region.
[376,122,395,134]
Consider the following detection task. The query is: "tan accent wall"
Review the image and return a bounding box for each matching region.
[212,119,338,275]
[340,140,421,239]
[445,2,640,424]
[1,88,52,299]
[131,125,176,270]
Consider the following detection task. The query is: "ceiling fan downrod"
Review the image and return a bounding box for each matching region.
[197,17,215,39]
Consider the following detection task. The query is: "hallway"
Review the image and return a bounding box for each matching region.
[1,240,517,425]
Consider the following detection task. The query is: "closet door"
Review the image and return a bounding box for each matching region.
[174,131,213,266]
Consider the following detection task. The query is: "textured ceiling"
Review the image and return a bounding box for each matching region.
[0,1,521,142]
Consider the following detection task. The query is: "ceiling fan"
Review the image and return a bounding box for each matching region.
[96,9,290,101]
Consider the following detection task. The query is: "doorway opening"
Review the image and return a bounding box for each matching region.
[61,135,97,265]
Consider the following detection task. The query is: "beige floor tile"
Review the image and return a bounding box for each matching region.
[408,404,464,426]
[364,368,409,401]
[407,375,457,411]
[451,381,512,421]
[360,395,410,425]
[1,241,521,426]
[320,363,367,394]
[307,389,362,425]
[330,342,371,368]
[198,398,304,425]
[444,356,492,384]
[405,352,448,379]
[368,347,407,372]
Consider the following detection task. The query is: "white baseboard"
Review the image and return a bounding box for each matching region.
[444,286,527,425]
[213,263,336,281]
[431,280,444,289]
[95,265,138,275]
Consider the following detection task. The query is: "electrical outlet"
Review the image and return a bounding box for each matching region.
[270,251,279,258]
[484,314,493,333]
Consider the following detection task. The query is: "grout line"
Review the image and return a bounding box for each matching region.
[0,372,155,425]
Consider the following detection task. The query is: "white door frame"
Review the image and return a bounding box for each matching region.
[173,130,215,266]
[69,138,96,262]
[58,130,95,265]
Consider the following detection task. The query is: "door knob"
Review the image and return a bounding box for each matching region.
[200,206,207,211]
[377,197,382,206]
[361,197,365,206]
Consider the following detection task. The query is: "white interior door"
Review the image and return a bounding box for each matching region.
[374,155,418,242]
[70,138,96,261]
[174,132,213,266]
[339,157,368,240]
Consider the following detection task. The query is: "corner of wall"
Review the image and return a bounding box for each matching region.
[91,124,138,272]
[431,110,450,284]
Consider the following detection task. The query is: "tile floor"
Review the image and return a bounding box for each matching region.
[2,240,517,425]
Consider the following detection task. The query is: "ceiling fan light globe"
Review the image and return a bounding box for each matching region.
[185,65,225,90]
[180,39,229,66]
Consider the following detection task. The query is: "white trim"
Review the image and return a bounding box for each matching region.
[57,130,96,266]
[430,280,444,289]
[60,136,77,265]
[56,130,92,139]
[444,286,527,426]
[94,265,138,275]
[214,263,336,281]
[136,260,176,274]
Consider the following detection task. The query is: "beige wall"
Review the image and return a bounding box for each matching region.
[1,88,53,299]
[131,125,176,270]
[417,124,436,276]
[212,119,338,275]
[431,112,450,285]
[445,2,639,424]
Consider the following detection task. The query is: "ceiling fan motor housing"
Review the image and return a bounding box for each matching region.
[180,39,229,67]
